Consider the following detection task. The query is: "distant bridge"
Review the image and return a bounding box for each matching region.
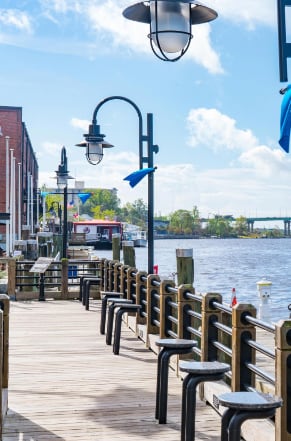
[246,217,291,235]
[200,216,291,235]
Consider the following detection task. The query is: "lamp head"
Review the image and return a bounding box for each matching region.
[123,0,217,62]
[54,146,74,189]
[75,123,114,165]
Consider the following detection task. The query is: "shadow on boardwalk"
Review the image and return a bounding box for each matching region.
[3,300,221,441]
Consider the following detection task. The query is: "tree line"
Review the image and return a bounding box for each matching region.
[44,188,284,238]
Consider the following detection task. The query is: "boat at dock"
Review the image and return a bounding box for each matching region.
[123,229,147,247]
[71,219,123,250]
[132,230,147,247]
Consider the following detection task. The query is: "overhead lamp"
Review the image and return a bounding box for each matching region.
[76,124,114,165]
[123,0,218,62]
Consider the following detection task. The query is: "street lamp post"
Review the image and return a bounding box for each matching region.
[76,96,159,274]
[55,147,74,259]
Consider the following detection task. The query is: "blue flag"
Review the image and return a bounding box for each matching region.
[124,167,156,188]
[279,84,291,152]
[78,193,91,204]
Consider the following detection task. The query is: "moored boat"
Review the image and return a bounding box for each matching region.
[133,231,147,247]
[72,219,123,250]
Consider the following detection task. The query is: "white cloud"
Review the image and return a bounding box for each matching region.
[239,145,290,177]
[209,0,275,29]
[38,141,63,159]
[184,24,223,74]
[0,9,33,33]
[187,107,258,151]
[70,117,90,132]
[184,106,291,216]
[40,0,82,14]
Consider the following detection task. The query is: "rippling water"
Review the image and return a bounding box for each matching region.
[97,238,291,322]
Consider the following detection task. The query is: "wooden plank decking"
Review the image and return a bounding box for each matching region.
[2,300,223,441]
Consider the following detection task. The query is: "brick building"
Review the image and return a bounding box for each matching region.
[0,106,38,253]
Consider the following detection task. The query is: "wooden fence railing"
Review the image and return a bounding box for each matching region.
[4,257,291,440]
[102,259,291,441]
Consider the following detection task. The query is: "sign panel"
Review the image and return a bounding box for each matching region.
[29,257,53,273]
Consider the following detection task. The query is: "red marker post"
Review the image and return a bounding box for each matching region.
[231,287,237,307]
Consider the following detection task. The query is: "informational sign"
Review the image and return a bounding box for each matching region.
[29,257,53,274]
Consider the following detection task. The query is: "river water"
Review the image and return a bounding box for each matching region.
[97,238,291,323]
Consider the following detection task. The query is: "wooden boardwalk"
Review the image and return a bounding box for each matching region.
[2,300,223,441]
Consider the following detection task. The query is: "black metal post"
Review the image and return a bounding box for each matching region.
[39,272,45,301]
[147,113,154,274]
[63,185,68,259]
[59,205,62,234]
[277,0,291,82]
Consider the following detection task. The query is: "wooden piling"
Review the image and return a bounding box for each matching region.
[122,242,136,267]
[112,234,121,261]
[176,248,194,286]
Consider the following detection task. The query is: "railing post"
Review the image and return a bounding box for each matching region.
[108,260,117,292]
[61,259,68,300]
[201,293,223,361]
[126,266,137,301]
[103,259,109,291]
[120,265,130,296]
[135,271,147,326]
[177,284,196,340]
[100,258,107,291]
[7,259,16,297]
[159,279,176,338]
[113,262,122,293]
[231,303,256,391]
[146,274,160,337]
[275,319,291,441]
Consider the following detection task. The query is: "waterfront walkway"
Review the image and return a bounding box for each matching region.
[2,299,222,441]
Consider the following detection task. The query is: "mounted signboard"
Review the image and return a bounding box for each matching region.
[29,257,53,274]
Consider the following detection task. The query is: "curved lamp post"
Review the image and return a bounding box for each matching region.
[76,96,159,274]
[123,0,218,62]
[55,147,74,259]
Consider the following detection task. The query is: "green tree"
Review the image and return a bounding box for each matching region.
[120,199,148,229]
[169,209,198,234]
[234,216,248,236]
[207,215,233,237]
[91,206,116,220]
[79,188,121,218]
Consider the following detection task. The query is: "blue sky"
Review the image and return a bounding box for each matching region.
[0,0,290,223]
